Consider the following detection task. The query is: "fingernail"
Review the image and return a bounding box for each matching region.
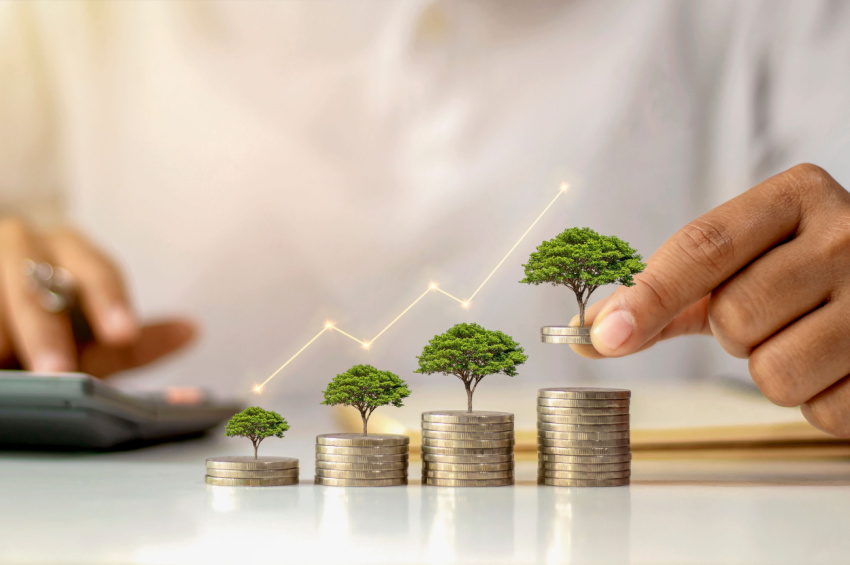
[33,352,75,373]
[592,310,635,352]
[105,307,137,339]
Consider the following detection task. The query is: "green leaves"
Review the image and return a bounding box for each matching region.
[415,323,527,411]
[224,406,289,441]
[322,364,411,411]
[519,227,646,325]
[520,227,645,289]
[415,322,527,381]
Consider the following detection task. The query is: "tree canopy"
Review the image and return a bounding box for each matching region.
[322,364,411,435]
[520,227,645,326]
[224,406,290,459]
[415,322,527,412]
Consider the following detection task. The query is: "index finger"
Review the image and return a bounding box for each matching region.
[0,219,77,372]
[590,164,831,356]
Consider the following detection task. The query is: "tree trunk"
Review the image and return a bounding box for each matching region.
[576,292,586,327]
[254,442,259,460]
[362,414,368,436]
[466,384,474,413]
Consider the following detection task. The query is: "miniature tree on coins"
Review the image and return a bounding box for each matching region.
[416,322,527,413]
[224,406,290,459]
[520,227,646,327]
[322,364,411,436]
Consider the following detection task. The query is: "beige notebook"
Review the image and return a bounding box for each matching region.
[332,379,850,460]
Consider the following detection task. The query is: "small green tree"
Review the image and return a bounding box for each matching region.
[520,227,646,327]
[415,323,527,413]
[224,406,290,459]
[322,364,411,435]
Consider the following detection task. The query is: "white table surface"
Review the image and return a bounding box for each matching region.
[3,414,850,565]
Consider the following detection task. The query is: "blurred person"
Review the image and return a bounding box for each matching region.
[1,1,850,435]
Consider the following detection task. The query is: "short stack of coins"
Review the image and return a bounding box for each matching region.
[205,456,300,486]
[421,411,515,487]
[537,388,631,487]
[540,326,591,345]
[314,433,409,487]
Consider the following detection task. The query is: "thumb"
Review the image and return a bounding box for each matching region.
[570,293,712,359]
[80,319,197,378]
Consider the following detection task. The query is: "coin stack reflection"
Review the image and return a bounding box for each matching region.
[314,433,409,487]
[537,388,631,487]
[421,411,515,487]
[205,456,300,486]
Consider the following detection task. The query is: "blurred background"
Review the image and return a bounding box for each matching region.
[2,0,850,413]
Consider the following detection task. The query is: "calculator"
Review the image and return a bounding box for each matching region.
[0,371,242,449]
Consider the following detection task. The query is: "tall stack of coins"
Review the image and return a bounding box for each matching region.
[314,433,409,487]
[421,411,515,487]
[205,456,300,486]
[537,388,631,487]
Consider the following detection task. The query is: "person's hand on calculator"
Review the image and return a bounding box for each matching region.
[0,219,196,377]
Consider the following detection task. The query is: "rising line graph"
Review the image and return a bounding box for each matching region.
[253,183,571,393]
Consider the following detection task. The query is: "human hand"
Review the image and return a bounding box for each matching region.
[571,164,850,436]
[0,219,196,377]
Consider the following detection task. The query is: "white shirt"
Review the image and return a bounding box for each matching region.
[1,0,849,402]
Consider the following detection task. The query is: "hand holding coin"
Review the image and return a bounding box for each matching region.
[572,164,850,437]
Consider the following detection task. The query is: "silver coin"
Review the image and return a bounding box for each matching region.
[421,445,514,455]
[534,413,630,424]
[316,433,409,447]
[538,461,631,472]
[315,453,408,463]
[423,461,514,472]
[315,460,408,471]
[206,456,299,470]
[541,335,592,344]
[537,469,631,479]
[536,406,630,416]
[538,477,630,487]
[422,422,514,433]
[535,398,629,408]
[315,468,407,480]
[538,438,630,448]
[537,430,630,440]
[536,422,630,432]
[424,477,514,487]
[314,476,408,487]
[537,414,631,426]
[421,453,514,463]
[422,438,515,449]
[538,445,631,456]
[205,476,299,487]
[539,453,632,463]
[422,411,514,424]
[315,445,409,455]
[538,398,631,410]
[421,430,514,440]
[536,398,630,409]
[424,470,513,480]
[537,388,631,400]
[537,406,627,416]
[206,468,300,479]
[540,326,591,336]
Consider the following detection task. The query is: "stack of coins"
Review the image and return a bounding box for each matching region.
[314,433,409,487]
[537,388,631,487]
[205,456,300,486]
[540,326,591,345]
[421,411,515,487]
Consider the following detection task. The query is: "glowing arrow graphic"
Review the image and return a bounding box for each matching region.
[253,183,570,393]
